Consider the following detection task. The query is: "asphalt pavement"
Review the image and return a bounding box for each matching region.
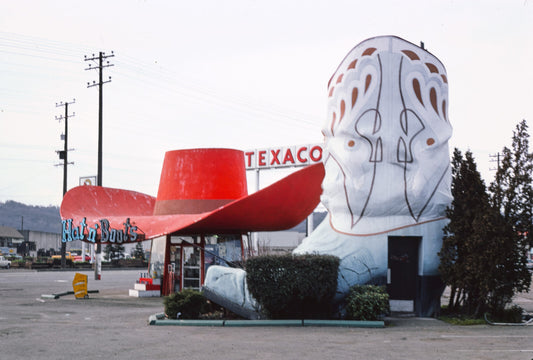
[0,269,532,360]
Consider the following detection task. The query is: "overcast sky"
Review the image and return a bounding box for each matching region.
[1,0,532,207]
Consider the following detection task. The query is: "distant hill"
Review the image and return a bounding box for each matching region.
[0,201,61,234]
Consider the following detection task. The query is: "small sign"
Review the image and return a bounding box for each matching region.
[245,144,323,170]
[0,247,17,255]
[80,176,97,186]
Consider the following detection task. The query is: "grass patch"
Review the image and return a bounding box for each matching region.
[438,304,526,325]
[438,315,486,325]
[438,305,486,325]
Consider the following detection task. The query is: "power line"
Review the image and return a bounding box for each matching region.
[1,32,321,131]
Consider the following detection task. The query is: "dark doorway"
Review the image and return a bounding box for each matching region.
[387,236,420,301]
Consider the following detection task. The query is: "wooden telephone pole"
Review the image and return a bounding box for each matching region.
[85,51,114,280]
[55,99,75,268]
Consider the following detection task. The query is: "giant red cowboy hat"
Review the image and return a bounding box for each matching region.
[60,148,324,242]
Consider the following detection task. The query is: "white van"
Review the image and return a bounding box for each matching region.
[0,256,11,269]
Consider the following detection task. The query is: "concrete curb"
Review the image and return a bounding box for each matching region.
[148,314,384,328]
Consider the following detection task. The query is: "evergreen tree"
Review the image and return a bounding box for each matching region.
[441,120,533,317]
[489,119,533,247]
[487,119,532,302]
[439,149,493,314]
[132,242,145,260]
[104,243,125,261]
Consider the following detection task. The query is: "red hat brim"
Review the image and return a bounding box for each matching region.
[60,163,324,241]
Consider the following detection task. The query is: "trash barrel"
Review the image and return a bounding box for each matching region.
[72,273,88,299]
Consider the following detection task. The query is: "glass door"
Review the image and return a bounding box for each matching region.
[169,245,181,293]
[182,246,201,290]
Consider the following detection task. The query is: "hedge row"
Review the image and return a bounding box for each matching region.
[246,254,339,319]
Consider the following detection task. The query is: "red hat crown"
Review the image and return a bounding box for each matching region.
[153,148,247,215]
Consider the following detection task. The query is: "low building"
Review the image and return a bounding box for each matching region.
[0,226,24,256]
[19,230,64,257]
[256,231,305,255]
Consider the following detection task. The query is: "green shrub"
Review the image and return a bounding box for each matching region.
[163,289,209,319]
[345,285,390,321]
[487,305,524,323]
[246,254,339,319]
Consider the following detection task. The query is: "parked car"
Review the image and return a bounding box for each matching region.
[73,255,92,262]
[0,256,11,269]
[51,252,76,261]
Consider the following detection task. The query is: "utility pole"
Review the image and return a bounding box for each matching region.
[489,152,501,172]
[85,51,114,187]
[84,51,114,280]
[55,99,75,268]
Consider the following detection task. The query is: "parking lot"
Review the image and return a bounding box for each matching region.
[0,269,532,360]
